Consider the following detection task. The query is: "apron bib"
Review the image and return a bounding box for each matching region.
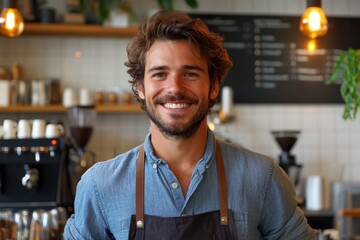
[128,142,238,240]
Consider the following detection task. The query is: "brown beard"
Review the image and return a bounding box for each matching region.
[144,93,209,140]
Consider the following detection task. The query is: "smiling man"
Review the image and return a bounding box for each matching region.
[64,10,316,240]
[141,40,212,140]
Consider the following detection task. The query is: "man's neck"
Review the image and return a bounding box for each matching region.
[150,121,209,166]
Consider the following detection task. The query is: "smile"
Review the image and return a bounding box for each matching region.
[164,103,190,109]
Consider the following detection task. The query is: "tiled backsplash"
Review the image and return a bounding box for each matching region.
[1,0,360,184]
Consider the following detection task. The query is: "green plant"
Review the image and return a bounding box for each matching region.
[328,49,360,120]
[81,0,121,24]
[157,0,198,10]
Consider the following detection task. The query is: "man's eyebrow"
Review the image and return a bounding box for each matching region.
[183,65,206,73]
[146,65,168,74]
[146,65,206,74]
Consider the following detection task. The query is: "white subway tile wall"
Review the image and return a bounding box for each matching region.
[0,0,359,183]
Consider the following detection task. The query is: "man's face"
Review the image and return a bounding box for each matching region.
[138,40,219,139]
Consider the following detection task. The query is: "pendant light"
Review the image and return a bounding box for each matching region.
[0,0,24,37]
[299,0,328,39]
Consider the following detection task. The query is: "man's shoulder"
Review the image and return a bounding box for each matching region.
[85,145,141,180]
[216,139,277,179]
[218,139,274,163]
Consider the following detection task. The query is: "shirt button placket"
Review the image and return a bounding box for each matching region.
[171,182,179,189]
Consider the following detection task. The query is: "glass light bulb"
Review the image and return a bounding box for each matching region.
[299,7,328,39]
[0,7,24,37]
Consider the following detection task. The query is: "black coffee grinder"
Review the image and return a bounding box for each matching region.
[67,105,97,195]
[271,130,302,187]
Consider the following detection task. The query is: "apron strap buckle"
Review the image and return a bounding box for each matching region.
[220,216,228,225]
[136,220,144,229]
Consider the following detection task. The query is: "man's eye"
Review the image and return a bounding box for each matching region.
[152,72,167,78]
[184,72,199,78]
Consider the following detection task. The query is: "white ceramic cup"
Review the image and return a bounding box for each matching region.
[32,119,46,139]
[3,119,17,139]
[305,175,327,211]
[17,119,32,139]
[45,123,65,138]
[79,88,94,106]
[63,87,78,107]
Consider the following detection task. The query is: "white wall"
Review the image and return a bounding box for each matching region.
[0,0,360,183]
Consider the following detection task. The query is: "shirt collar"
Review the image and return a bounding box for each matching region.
[143,128,217,172]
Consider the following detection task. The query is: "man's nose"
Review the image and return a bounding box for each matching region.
[167,73,183,92]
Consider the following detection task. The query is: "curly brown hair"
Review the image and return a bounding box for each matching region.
[125,10,233,109]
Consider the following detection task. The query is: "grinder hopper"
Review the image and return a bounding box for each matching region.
[67,105,96,150]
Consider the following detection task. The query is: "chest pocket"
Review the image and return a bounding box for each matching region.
[234,211,249,238]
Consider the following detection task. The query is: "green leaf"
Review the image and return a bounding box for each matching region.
[185,0,198,8]
[157,0,198,9]
[158,0,174,9]
[327,48,360,120]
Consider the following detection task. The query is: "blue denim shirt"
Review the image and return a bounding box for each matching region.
[64,130,314,239]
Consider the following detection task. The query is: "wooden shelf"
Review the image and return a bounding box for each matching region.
[338,208,360,217]
[95,104,142,113]
[0,104,142,113]
[23,23,138,38]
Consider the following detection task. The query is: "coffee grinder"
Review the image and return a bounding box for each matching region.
[67,105,96,195]
[271,130,302,187]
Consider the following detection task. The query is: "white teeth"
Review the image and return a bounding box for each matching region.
[164,103,189,109]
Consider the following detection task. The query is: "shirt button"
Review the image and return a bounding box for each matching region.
[152,163,157,169]
[205,164,210,169]
[171,182,179,189]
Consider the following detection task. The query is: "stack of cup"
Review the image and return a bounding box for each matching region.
[45,122,65,138]
[62,88,78,107]
[79,88,94,106]
[17,119,32,139]
[3,119,18,139]
[32,119,47,139]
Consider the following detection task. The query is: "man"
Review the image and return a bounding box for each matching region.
[64,10,316,239]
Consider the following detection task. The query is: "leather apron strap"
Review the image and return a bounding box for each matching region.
[215,142,229,225]
[135,141,229,228]
[135,145,145,228]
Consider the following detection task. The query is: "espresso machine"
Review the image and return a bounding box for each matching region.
[271,130,302,187]
[0,137,72,211]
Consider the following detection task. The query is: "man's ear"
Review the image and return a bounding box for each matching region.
[137,81,145,99]
[210,79,219,101]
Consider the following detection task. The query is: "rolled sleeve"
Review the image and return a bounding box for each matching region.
[63,215,87,240]
[260,161,317,239]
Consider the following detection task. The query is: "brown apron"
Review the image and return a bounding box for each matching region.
[128,142,238,240]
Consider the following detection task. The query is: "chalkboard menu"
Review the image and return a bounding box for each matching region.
[190,14,360,103]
